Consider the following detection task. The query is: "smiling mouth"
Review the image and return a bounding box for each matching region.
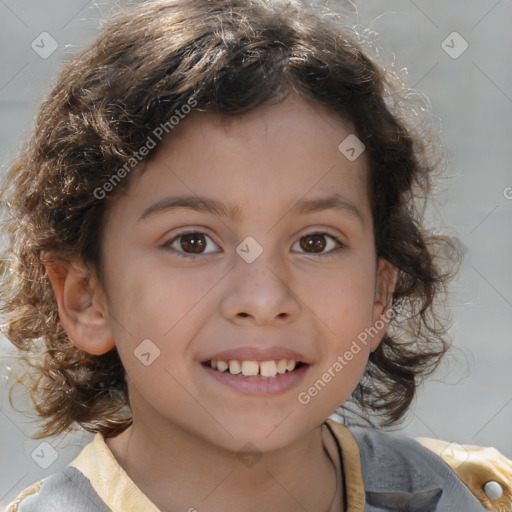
[202,359,307,378]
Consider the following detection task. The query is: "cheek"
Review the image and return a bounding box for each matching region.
[295,264,375,408]
[103,261,218,396]
[303,266,376,335]
[104,254,210,338]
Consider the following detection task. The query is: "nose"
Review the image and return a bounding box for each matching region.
[220,249,301,326]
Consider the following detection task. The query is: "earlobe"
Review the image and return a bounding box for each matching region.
[43,255,115,355]
[370,258,399,352]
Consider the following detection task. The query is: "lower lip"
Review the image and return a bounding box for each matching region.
[201,363,310,395]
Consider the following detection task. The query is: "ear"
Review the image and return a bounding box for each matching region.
[369,258,399,352]
[43,254,115,355]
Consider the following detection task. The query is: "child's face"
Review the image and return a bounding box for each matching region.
[97,94,396,451]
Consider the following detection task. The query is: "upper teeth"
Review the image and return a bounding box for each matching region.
[211,359,297,377]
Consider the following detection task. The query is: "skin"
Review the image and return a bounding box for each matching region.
[46,93,398,512]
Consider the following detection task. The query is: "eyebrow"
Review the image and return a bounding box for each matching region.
[138,193,365,225]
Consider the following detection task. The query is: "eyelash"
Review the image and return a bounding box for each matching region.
[163,229,346,260]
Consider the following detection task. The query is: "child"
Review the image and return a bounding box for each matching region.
[1,0,511,511]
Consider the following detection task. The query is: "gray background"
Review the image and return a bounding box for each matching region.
[1,0,511,506]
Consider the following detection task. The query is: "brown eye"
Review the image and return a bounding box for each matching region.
[165,231,220,259]
[180,233,207,254]
[300,234,327,253]
[293,232,345,256]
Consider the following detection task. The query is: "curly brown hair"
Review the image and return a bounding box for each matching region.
[0,0,460,439]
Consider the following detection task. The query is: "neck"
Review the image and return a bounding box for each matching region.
[106,415,343,512]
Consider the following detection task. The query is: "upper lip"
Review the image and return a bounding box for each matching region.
[201,346,310,364]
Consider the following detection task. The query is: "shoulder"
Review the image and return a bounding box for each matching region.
[416,436,512,511]
[4,481,42,512]
[350,425,511,511]
[5,466,111,512]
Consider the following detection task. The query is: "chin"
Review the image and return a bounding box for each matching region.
[208,415,311,454]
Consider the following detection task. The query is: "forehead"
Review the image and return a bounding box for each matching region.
[107,94,371,227]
